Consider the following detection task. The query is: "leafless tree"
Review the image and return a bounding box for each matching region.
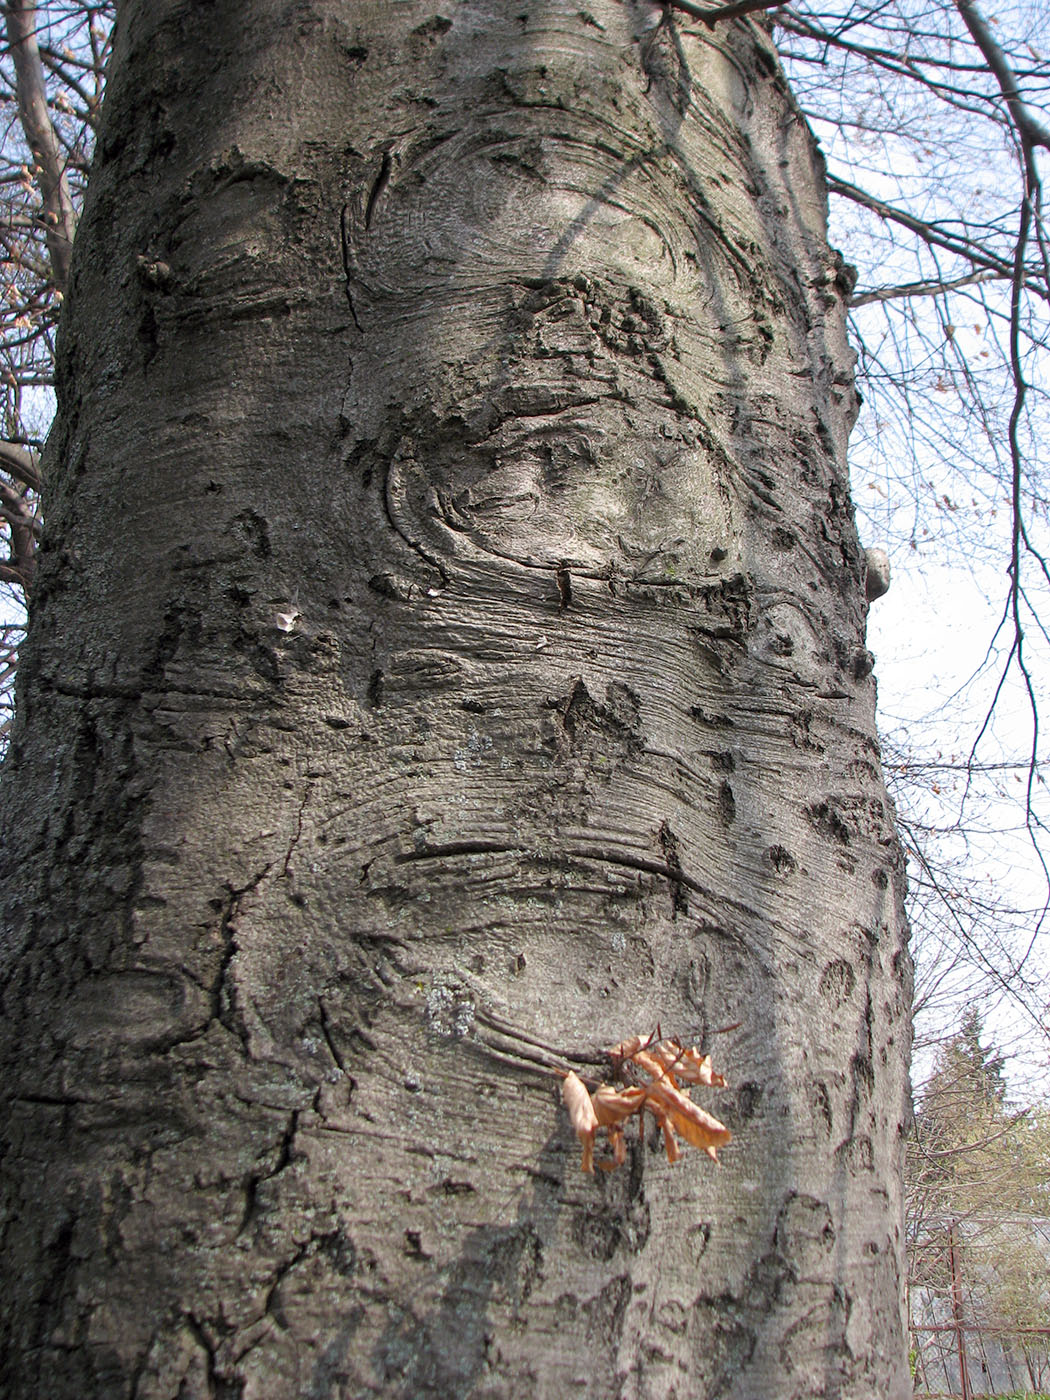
[0,0,111,740]
[771,0,1050,1077]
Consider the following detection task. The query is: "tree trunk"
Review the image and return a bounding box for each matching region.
[0,3,912,1396]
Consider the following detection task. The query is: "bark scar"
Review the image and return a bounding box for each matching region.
[365,151,392,230]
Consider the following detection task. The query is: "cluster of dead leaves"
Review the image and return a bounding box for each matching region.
[562,1032,731,1173]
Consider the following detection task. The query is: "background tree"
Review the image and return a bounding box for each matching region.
[908,1010,1050,1395]
[0,0,110,741]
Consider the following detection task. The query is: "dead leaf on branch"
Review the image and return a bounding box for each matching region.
[562,1032,732,1174]
[562,1069,600,1174]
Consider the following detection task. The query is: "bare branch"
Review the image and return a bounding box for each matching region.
[664,0,783,26]
[0,440,41,490]
[3,0,76,294]
[828,175,1038,293]
[954,0,1050,151]
[851,268,1004,307]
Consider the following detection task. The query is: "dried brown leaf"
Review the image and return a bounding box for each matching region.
[562,1070,599,1173]
[567,1029,735,1172]
[592,1083,647,1126]
[646,1039,728,1089]
[642,1075,732,1161]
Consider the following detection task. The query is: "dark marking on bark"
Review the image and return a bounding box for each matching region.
[549,677,643,765]
[142,597,200,686]
[364,152,391,230]
[819,958,856,1006]
[563,845,720,905]
[318,997,346,1072]
[137,299,159,367]
[790,708,822,752]
[572,1194,651,1260]
[690,704,733,728]
[376,1216,540,1395]
[412,13,453,39]
[404,1229,432,1259]
[184,1314,239,1400]
[811,1079,834,1135]
[852,646,875,680]
[263,1238,313,1327]
[318,1227,359,1279]
[680,1297,757,1394]
[554,1273,632,1348]
[685,952,710,1014]
[367,668,384,707]
[717,779,736,826]
[323,714,353,730]
[835,1134,874,1171]
[806,800,851,845]
[657,821,689,917]
[368,571,413,601]
[852,1052,875,1101]
[214,866,271,1048]
[733,1081,762,1123]
[555,561,572,609]
[767,844,796,873]
[689,1220,712,1262]
[698,571,755,641]
[487,1222,543,1308]
[29,1214,75,1362]
[230,509,271,559]
[396,839,515,863]
[433,1177,476,1197]
[775,1192,836,1262]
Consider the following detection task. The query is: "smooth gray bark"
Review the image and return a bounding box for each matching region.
[0,2,911,1396]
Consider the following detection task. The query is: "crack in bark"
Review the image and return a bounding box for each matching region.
[213,865,272,1049]
[658,820,690,917]
[317,996,346,1072]
[238,1110,300,1239]
[339,203,363,333]
[564,843,703,898]
[364,152,392,230]
[395,839,516,863]
[281,784,313,878]
[380,452,449,579]
[183,1312,242,1400]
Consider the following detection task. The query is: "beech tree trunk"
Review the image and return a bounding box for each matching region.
[0,3,912,1396]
